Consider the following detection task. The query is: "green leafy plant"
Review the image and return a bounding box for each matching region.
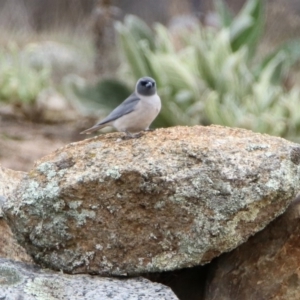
[69,0,300,141]
[0,46,51,105]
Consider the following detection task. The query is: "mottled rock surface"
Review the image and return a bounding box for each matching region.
[3,126,300,275]
[0,165,25,199]
[0,166,32,262]
[0,258,178,300]
[205,195,300,300]
[0,219,33,263]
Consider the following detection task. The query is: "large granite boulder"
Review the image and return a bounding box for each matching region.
[2,126,300,275]
[0,258,178,300]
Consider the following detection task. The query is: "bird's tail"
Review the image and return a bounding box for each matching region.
[80,124,106,134]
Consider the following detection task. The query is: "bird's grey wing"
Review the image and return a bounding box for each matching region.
[96,93,140,126]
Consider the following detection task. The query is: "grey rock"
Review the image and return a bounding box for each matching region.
[3,125,300,275]
[0,258,178,300]
[36,88,77,122]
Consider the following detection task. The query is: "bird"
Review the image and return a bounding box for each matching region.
[80,76,161,138]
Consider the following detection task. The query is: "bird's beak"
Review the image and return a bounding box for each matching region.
[146,82,153,88]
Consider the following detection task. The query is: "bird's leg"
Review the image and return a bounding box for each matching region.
[125,131,135,138]
[144,127,154,132]
[133,132,143,138]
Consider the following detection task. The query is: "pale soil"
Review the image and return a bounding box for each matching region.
[0,115,87,172]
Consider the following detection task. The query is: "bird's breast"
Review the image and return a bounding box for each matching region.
[141,94,161,112]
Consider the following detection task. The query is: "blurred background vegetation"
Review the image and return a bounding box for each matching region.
[1,0,300,170]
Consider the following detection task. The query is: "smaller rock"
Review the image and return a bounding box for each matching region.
[0,166,32,263]
[205,194,300,300]
[0,219,33,263]
[0,258,178,300]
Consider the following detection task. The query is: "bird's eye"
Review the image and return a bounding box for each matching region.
[141,80,155,87]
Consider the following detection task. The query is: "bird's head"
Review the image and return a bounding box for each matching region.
[136,77,156,96]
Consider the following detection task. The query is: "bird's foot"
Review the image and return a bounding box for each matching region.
[122,131,143,140]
